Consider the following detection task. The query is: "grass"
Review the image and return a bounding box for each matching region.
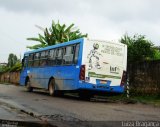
[132,95,160,107]
[106,94,160,107]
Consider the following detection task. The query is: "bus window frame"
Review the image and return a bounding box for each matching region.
[62,45,75,65]
[73,43,80,64]
[26,42,80,68]
[33,52,40,67]
[39,50,48,67]
[48,48,56,66]
[55,48,63,65]
[28,53,34,67]
[22,55,28,70]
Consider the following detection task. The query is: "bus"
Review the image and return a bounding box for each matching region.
[20,38,127,98]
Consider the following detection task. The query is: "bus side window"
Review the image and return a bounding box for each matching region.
[63,46,74,65]
[74,44,80,64]
[56,48,63,65]
[28,54,34,67]
[40,51,47,66]
[45,50,49,58]
[45,50,49,65]
[48,49,56,66]
[34,53,40,67]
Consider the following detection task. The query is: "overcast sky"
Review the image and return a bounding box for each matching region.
[0,0,160,62]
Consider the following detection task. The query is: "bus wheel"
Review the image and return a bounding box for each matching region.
[49,79,55,96]
[26,79,33,92]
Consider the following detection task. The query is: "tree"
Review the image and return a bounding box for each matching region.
[9,62,22,72]
[0,65,8,73]
[120,34,156,64]
[0,65,4,73]
[27,21,88,49]
[0,54,21,73]
[7,53,18,68]
[153,47,160,60]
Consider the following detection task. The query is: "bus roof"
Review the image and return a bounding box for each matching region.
[24,38,84,55]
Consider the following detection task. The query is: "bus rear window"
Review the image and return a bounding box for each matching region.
[74,44,80,64]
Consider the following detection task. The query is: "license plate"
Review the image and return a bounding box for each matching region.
[100,80,107,84]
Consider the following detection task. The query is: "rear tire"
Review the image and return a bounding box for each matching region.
[25,79,33,92]
[49,79,55,96]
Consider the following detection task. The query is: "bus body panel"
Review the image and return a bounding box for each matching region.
[19,67,28,86]
[28,65,80,90]
[78,82,124,93]
[20,38,127,93]
[80,38,127,93]
[20,38,83,90]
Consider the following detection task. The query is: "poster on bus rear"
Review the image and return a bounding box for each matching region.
[82,39,127,85]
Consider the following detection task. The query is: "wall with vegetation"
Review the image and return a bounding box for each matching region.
[128,60,160,96]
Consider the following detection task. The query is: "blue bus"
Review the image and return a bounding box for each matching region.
[20,38,127,98]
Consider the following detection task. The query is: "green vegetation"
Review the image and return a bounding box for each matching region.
[153,48,160,60]
[120,34,160,64]
[27,20,88,49]
[9,62,22,72]
[0,53,21,73]
[7,53,18,68]
[0,65,7,73]
[132,95,160,106]
[105,94,160,107]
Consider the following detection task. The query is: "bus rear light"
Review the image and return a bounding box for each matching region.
[79,65,85,81]
[120,71,127,87]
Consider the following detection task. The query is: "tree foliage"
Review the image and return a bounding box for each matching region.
[153,47,160,60]
[27,21,88,49]
[7,53,18,68]
[0,65,7,73]
[120,34,159,64]
[0,54,21,73]
[9,62,22,72]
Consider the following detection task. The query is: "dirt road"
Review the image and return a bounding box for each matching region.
[0,84,160,127]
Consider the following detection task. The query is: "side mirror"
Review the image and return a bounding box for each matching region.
[22,58,24,67]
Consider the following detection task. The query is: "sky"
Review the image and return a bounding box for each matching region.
[0,0,160,63]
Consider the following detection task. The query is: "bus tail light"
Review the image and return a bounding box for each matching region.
[120,71,127,87]
[79,65,85,81]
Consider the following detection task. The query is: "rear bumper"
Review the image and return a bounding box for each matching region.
[78,81,124,93]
